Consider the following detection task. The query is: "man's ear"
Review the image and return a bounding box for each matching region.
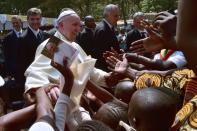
[59,22,64,28]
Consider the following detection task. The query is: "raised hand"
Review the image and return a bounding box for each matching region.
[105,55,127,87]
[103,47,124,61]
[51,57,74,97]
[153,11,177,36]
[114,55,129,75]
[130,26,174,54]
[105,55,120,70]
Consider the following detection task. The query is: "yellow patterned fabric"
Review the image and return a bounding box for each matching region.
[183,78,197,105]
[171,95,197,131]
[134,73,163,90]
[134,69,197,131]
[134,69,196,96]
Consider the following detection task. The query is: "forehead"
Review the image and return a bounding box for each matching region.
[12,18,20,22]
[134,16,144,21]
[110,7,120,14]
[28,14,41,19]
[63,14,80,23]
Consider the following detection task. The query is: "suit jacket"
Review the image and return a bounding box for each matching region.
[3,30,21,78]
[125,28,146,51]
[18,27,48,85]
[76,27,94,56]
[93,20,119,71]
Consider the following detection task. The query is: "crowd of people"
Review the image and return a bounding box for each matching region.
[0,1,196,131]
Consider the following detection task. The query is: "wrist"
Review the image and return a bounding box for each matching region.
[125,67,138,80]
[62,84,73,96]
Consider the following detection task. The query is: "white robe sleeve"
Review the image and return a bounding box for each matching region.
[74,43,108,87]
[24,39,65,93]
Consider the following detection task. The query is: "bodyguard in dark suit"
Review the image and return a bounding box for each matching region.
[18,8,48,87]
[93,4,120,71]
[126,28,147,51]
[126,12,148,52]
[3,16,23,80]
[76,15,96,55]
[2,16,25,104]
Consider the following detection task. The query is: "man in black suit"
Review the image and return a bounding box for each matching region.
[76,15,96,55]
[2,16,24,106]
[94,4,120,71]
[3,16,23,81]
[18,8,48,88]
[126,12,148,52]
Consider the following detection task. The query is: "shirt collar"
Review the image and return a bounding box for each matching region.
[14,29,22,34]
[54,30,73,45]
[14,29,22,37]
[28,25,40,37]
[138,29,146,33]
[103,19,113,29]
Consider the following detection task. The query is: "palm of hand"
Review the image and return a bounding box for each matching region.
[115,59,128,74]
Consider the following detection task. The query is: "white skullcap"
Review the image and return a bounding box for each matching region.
[57,10,77,23]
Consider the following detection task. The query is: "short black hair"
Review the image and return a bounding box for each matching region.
[75,120,113,131]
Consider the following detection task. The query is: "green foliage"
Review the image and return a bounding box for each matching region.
[140,0,178,13]
[0,0,178,21]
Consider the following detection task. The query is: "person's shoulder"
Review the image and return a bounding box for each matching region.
[80,28,87,34]
[4,31,14,38]
[127,28,138,34]
[20,28,28,38]
[95,21,105,30]
[35,38,50,56]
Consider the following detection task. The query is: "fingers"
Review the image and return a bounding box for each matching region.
[106,59,116,68]
[44,84,59,93]
[48,87,60,104]
[103,51,115,59]
[110,47,118,54]
[156,11,171,17]
[120,49,125,54]
[146,27,161,39]
[130,39,145,54]
[140,20,151,28]
[106,56,119,67]
[53,86,60,97]
[154,15,167,21]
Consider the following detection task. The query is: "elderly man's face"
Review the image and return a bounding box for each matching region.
[61,14,81,41]
[107,8,120,26]
[27,14,41,31]
[134,16,144,29]
[11,18,22,31]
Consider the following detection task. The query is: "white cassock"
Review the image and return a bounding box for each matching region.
[25,31,107,102]
[25,31,108,130]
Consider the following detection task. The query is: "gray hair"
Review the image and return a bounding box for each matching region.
[133,12,144,20]
[11,15,22,22]
[27,7,42,18]
[103,4,119,18]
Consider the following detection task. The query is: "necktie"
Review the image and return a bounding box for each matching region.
[18,32,21,38]
[37,32,41,40]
